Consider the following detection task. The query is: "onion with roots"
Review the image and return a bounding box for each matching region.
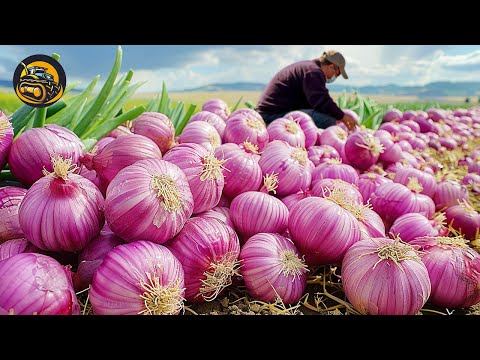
[178,121,221,152]
[445,200,480,240]
[267,117,306,147]
[342,237,431,315]
[433,179,469,211]
[345,130,385,171]
[0,186,27,243]
[163,143,226,214]
[214,142,262,199]
[131,112,176,154]
[394,167,437,198]
[410,236,480,309]
[230,173,289,242]
[239,233,308,305]
[188,111,226,138]
[319,125,349,163]
[167,217,241,303]
[389,213,435,243]
[310,178,363,205]
[105,159,194,244]
[8,125,84,187]
[258,140,314,197]
[0,253,80,315]
[223,112,269,151]
[0,112,13,171]
[18,155,105,252]
[228,108,264,124]
[90,241,185,315]
[285,111,318,148]
[202,98,231,121]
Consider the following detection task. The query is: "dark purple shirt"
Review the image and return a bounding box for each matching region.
[256,59,344,120]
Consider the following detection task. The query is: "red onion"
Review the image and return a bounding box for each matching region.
[433,179,469,211]
[288,196,362,266]
[281,189,312,212]
[316,128,324,145]
[0,186,27,243]
[409,137,428,150]
[267,117,306,147]
[342,237,430,315]
[345,131,384,171]
[397,140,413,152]
[82,134,162,194]
[202,98,231,121]
[427,108,446,122]
[319,125,348,163]
[90,241,185,315]
[463,173,480,187]
[342,109,360,124]
[163,143,225,214]
[389,213,435,243]
[107,125,132,138]
[178,121,221,152]
[311,158,358,185]
[228,108,265,124]
[0,113,13,171]
[0,253,80,315]
[214,143,262,199]
[400,151,420,168]
[394,167,437,198]
[307,145,339,166]
[131,112,175,154]
[311,178,363,205]
[410,236,480,308]
[445,200,480,240]
[383,108,402,122]
[359,207,386,239]
[371,181,435,229]
[8,125,84,187]
[379,122,401,135]
[402,110,417,121]
[195,206,234,228]
[258,140,313,197]
[73,223,124,291]
[230,173,289,241]
[401,120,421,133]
[105,159,193,245]
[239,233,308,304]
[188,111,226,138]
[19,155,104,252]
[168,217,240,302]
[430,212,449,236]
[0,238,40,261]
[355,173,392,205]
[223,113,269,151]
[285,111,318,148]
[375,134,402,164]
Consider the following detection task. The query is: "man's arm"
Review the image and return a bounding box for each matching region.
[303,71,344,120]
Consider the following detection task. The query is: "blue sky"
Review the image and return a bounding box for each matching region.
[1,45,480,92]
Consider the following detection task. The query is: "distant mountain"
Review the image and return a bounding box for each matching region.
[180,81,480,98]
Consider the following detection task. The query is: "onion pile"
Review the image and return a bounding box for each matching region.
[131,112,175,154]
[0,112,13,171]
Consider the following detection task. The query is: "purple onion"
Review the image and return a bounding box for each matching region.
[307,145,340,166]
[319,125,348,163]
[394,167,437,198]
[401,120,420,133]
[281,190,313,212]
[188,111,226,138]
[398,140,413,152]
[285,111,318,148]
[202,98,231,120]
[267,117,306,147]
[355,173,392,205]
[0,238,41,261]
[434,179,469,211]
[383,108,403,123]
[402,110,417,121]
[311,159,359,185]
[0,186,27,243]
[107,125,132,138]
[131,112,176,154]
[223,112,269,151]
[409,137,428,150]
[0,112,13,171]
[345,130,384,171]
[389,213,435,243]
[178,121,221,151]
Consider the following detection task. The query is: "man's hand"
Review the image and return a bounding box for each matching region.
[341,114,357,131]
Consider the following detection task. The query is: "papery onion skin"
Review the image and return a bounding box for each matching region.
[18,158,105,253]
[445,201,480,240]
[267,117,306,147]
[288,197,362,266]
[0,253,80,315]
[178,121,221,152]
[355,173,392,205]
[86,134,162,193]
[202,98,231,121]
[163,143,224,214]
[389,213,435,243]
[310,178,363,205]
[0,112,13,171]
[167,217,240,303]
[239,233,308,304]
[214,143,262,200]
[188,111,226,138]
[285,111,318,148]
[410,236,480,308]
[73,223,124,291]
[90,241,185,315]
[8,125,84,187]
[0,186,27,243]
[105,159,194,245]
[223,113,269,151]
[258,141,314,197]
[131,112,175,154]
[0,238,41,261]
[230,190,289,242]
[342,237,431,315]
[394,167,437,198]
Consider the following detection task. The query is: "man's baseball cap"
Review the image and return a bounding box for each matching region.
[323,50,348,79]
